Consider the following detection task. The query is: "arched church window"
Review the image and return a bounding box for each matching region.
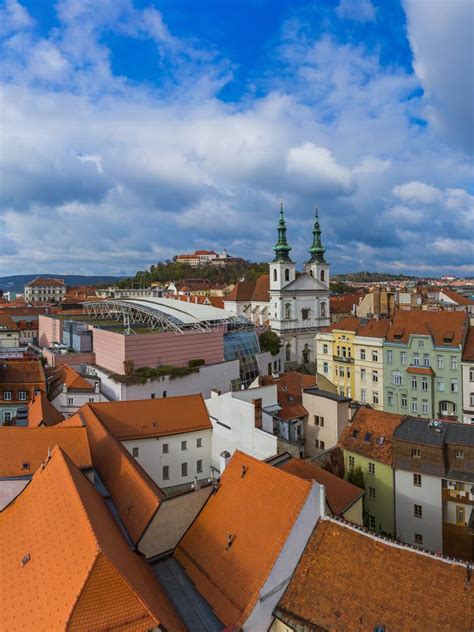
[309,270,314,277]
[302,308,310,321]
[273,269,277,282]
[285,343,291,362]
[285,268,290,282]
[284,303,291,319]
[320,302,326,317]
[320,269,325,282]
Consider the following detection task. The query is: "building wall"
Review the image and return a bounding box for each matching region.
[0,330,20,349]
[38,315,63,347]
[122,429,213,488]
[342,497,363,526]
[353,336,385,409]
[206,391,278,469]
[395,469,442,553]
[343,450,395,536]
[51,388,106,417]
[42,349,96,368]
[462,361,474,423]
[316,332,334,383]
[303,392,349,456]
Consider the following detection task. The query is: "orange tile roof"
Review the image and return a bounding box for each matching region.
[278,459,363,516]
[25,277,65,287]
[225,280,256,301]
[0,426,91,477]
[463,326,474,361]
[251,274,270,301]
[28,393,65,427]
[175,450,313,628]
[441,288,474,306]
[0,314,19,331]
[339,407,404,465]
[276,519,473,631]
[329,315,391,338]
[56,412,85,427]
[88,394,212,440]
[406,366,435,376]
[50,364,93,391]
[80,405,163,544]
[330,292,364,314]
[0,446,184,631]
[386,309,468,347]
[261,372,315,420]
[0,359,46,385]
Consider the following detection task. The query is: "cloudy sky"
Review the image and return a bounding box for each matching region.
[0,0,473,277]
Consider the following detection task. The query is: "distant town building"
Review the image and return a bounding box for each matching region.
[175,249,243,268]
[24,277,66,303]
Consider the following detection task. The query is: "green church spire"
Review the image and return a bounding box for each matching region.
[308,206,326,263]
[273,202,293,263]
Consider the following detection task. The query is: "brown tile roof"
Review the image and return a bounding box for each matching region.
[386,309,468,347]
[276,519,473,632]
[25,277,65,287]
[0,446,184,631]
[329,315,391,338]
[441,289,474,306]
[406,366,435,376]
[0,359,46,385]
[339,407,404,465]
[28,392,65,427]
[175,451,313,628]
[0,426,91,477]
[330,292,363,314]
[251,274,270,302]
[463,326,474,361]
[261,372,316,420]
[225,280,256,301]
[80,405,164,544]
[278,459,363,516]
[88,394,212,440]
[0,314,19,331]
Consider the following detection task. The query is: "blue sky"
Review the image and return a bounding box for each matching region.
[0,0,473,277]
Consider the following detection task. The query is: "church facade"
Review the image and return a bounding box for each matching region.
[268,205,330,366]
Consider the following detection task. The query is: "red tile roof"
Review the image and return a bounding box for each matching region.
[463,326,474,361]
[0,425,91,477]
[260,372,316,420]
[28,392,65,427]
[339,407,404,465]
[25,277,65,287]
[88,394,212,440]
[175,451,313,628]
[330,292,363,314]
[441,289,474,306]
[251,274,270,302]
[0,446,184,631]
[406,366,435,376]
[0,314,19,331]
[386,310,468,347]
[225,274,270,303]
[329,315,391,338]
[276,519,473,631]
[278,458,363,516]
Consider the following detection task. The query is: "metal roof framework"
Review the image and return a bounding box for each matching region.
[82,299,249,334]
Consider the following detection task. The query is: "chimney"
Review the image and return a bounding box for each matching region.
[210,388,221,398]
[94,381,99,394]
[219,450,231,473]
[252,398,262,429]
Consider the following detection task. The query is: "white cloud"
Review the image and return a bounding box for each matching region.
[392,181,443,204]
[286,143,352,195]
[336,0,376,23]
[0,0,33,35]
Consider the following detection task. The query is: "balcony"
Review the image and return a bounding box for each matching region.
[443,488,474,505]
[333,354,354,364]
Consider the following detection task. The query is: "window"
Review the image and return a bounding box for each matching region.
[387,392,393,406]
[323,361,329,374]
[401,394,407,408]
[423,354,430,367]
[456,506,465,526]
[151,393,155,399]
[361,368,366,381]
[414,533,423,545]
[401,351,407,365]
[320,269,325,282]
[361,389,366,403]
[372,351,378,362]
[319,440,325,450]
[411,376,418,390]
[347,367,351,379]
[413,473,422,487]
[3,411,11,422]
[470,393,474,407]
[413,353,420,367]
[470,368,474,382]
[372,370,378,383]
[181,463,188,477]
[314,415,325,427]
[67,397,74,405]
[360,349,366,360]
[88,397,94,403]
[369,486,376,499]
[437,378,445,392]
[163,465,169,481]
[421,377,428,391]
[285,268,290,282]
[348,455,355,468]
[414,504,423,518]
[373,391,379,405]
[412,398,418,413]
[196,438,202,448]
[132,447,139,457]
[422,400,429,414]
[450,379,458,393]
[163,443,169,454]
[197,459,203,474]
[3,391,11,401]
[323,343,328,355]
[437,355,444,369]
[339,366,345,377]
[387,350,393,364]
[368,462,375,475]
[181,440,187,451]
[163,390,167,398]
[412,447,421,458]
[18,391,27,401]
[418,339,424,348]
[451,356,458,370]
[393,373,402,386]
[455,449,464,459]
[273,268,277,282]
[369,515,376,530]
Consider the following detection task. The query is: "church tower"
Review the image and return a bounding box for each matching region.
[269,203,296,291]
[304,207,330,288]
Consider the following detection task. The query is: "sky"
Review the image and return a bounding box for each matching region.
[0,0,473,277]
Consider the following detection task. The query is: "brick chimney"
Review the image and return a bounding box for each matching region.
[252,398,262,430]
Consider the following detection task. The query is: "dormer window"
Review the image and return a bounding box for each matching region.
[18,391,27,401]
[4,391,12,401]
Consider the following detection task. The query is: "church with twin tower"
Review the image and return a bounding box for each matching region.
[269,204,331,366]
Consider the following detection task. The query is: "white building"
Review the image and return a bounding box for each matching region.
[462,327,474,424]
[205,386,279,470]
[48,365,106,416]
[24,277,66,303]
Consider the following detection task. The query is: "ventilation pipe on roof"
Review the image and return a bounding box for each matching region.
[219,450,231,473]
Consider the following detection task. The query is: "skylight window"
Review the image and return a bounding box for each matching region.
[377,436,385,446]
[364,432,372,442]
[352,429,359,438]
